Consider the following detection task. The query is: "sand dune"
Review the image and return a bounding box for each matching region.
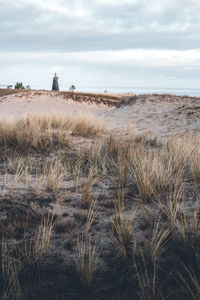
[1,90,200,299]
[1,90,200,137]
[106,94,200,137]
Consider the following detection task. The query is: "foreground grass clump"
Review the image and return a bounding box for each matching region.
[0,114,105,155]
[1,124,200,299]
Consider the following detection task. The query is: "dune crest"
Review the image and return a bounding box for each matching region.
[1,90,200,138]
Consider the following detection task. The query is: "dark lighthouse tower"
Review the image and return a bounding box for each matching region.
[52,73,59,91]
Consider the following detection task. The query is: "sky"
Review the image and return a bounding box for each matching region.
[0,0,200,90]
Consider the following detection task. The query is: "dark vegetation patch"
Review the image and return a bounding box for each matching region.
[0,89,30,98]
[60,91,120,107]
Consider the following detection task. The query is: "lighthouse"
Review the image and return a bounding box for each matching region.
[52,73,59,91]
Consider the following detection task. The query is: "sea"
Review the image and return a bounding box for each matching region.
[74,87,200,97]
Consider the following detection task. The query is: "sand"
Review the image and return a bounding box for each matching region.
[1,90,200,138]
[0,90,110,119]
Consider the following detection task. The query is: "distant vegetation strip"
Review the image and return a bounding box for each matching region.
[0,89,30,97]
[61,91,119,106]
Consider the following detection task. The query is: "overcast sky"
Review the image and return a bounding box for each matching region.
[0,0,200,90]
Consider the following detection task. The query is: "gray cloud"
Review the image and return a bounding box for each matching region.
[0,0,200,52]
[1,0,200,88]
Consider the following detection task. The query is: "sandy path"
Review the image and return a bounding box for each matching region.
[1,91,200,138]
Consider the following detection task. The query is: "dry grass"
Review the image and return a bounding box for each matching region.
[81,174,99,209]
[84,199,100,236]
[0,114,105,156]
[130,145,184,202]
[40,160,64,195]
[61,90,120,106]
[1,213,54,299]
[31,113,106,137]
[1,113,200,299]
[0,89,28,97]
[111,193,136,260]
[179,265,200,300]
[74,234,101,290]
[1,237,22,300]
[173,204,200,248]
[0,117,69,154]
[22,214,54,265]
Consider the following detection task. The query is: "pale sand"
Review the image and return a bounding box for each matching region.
[0,90,110,119]
[1,90,200,138]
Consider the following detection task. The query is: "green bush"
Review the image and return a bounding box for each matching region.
[15,82,25,89]
[69,84,76,92]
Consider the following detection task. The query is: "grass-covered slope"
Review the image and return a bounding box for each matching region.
[0,113,200,299]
